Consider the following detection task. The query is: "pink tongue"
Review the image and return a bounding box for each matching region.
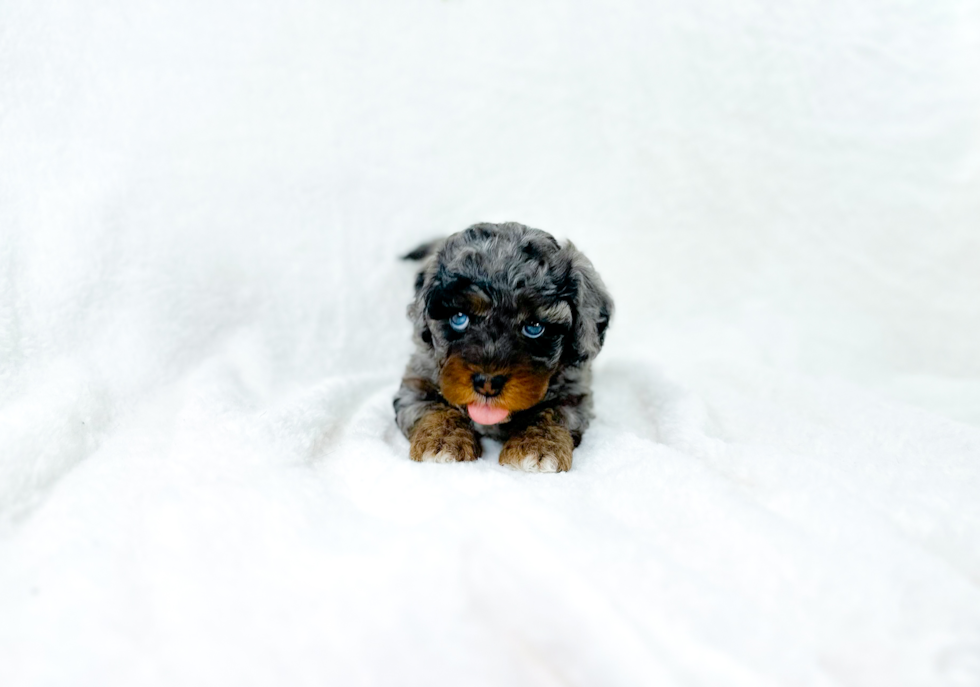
[467,403,510,425]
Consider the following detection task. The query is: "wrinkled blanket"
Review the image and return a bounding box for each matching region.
[2,1,979,685]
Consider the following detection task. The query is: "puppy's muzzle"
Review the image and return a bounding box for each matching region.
[439,355,551,422]
[472,373,508,398]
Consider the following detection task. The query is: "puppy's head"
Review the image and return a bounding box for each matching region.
[409,222,612,425]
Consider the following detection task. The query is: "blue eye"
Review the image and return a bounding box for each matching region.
[522,322,545,338]
[449,312,469,332]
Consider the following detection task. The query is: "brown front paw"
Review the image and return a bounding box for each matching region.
[499,414,573,473]
[409,406,481,463]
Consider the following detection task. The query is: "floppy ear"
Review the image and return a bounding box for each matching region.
[560,241,613,365]
[408,258,439,348]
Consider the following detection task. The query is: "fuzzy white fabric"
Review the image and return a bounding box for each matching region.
[1,1,979,685]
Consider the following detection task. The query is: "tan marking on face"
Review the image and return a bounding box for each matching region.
[464,286,492,316]
[536,301,572,326]
[439,355,552,414]
[439,356,480,408]
[496,365,551,412]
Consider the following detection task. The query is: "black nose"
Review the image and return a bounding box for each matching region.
[472,373,508,397]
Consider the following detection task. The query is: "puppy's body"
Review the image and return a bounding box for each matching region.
[393,222,612,472]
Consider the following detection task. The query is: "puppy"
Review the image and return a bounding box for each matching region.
[393,222,613,472]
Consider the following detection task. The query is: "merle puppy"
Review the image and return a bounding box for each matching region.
[393,222,612,473]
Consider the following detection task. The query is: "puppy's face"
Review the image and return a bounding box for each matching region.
[411,223,611,425]
[429,278,572,422]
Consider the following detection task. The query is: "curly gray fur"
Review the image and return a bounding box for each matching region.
[393,222,613,450]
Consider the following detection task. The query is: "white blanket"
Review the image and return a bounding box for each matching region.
[2,1,979,685]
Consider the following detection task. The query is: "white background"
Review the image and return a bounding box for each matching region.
[1,1,979,685]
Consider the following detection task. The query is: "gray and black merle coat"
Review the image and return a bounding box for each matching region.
[393,222,612,472]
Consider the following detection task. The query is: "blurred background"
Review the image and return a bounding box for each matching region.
[2,1,979,685]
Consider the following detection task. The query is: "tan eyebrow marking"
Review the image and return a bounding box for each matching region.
[537,301,572,325]
[464,286,492,316]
